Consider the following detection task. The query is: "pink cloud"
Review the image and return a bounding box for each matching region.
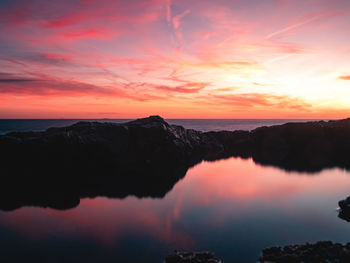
[0,0,350,118]
[61,28,117,40]
[0,77,117,96]
[172,9,190,29]
[172,9,191,50]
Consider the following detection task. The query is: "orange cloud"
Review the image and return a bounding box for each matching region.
[155,82,210,94]
[210,93,312,111]
[338,76,350,80]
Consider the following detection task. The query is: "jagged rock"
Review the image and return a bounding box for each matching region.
[0,115,238,171]
[338,196,350,222]
[165,251,222,263]
[260,241,350,263]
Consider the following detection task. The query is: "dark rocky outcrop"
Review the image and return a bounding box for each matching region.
[0,116,195,210]
[259,241,350,263]
[1,115,350,211]
[165,251,222,263]
[338,196,350,222]
[250,118,350,172]
[0,115,250,211]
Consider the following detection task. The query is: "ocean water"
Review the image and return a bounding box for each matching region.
[0,118,320,135]
[1,118,347,263]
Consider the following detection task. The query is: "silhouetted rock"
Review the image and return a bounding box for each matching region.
[0,115,243,211]
[0,116,197,210]
[338,196,350,222]
[2,116,350,210]
[259,241,350,263]
[165,251,222,263]
[250,118,350,172]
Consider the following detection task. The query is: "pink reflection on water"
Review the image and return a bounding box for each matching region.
[171,158,350,222]
[0,157,350,248]
[0,197,195,248]
[181,158,339,202]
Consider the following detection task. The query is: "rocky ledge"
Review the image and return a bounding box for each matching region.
[260,241,350,263]
[0,115,249,173]
[2,115,350,210]
[165,251,222,263]
[3,115,350,174]
[0,115,249,210]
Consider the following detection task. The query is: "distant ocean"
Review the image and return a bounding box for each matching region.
[0,118,325,135]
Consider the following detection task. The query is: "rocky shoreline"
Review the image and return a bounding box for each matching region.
[166,241,350,263]
[165,251,222,263]
[259,241,350,263]
[3,115,350,173]
[2,115,350,211]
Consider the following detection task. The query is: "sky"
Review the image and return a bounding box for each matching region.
[0,0,349,119]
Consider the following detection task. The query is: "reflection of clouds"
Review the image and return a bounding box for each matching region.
[0,197,195,248]
[168,158,350,226]
[182,158,350,202]
[0,157,350,249]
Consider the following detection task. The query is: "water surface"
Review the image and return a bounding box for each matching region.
[1,157,350,262]
[0,118,321,134]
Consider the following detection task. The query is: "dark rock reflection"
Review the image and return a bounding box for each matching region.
[1,157,350,263]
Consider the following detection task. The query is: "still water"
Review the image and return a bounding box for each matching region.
[1,157,350,262]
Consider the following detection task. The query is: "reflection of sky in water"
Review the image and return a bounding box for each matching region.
[1,157,350,262]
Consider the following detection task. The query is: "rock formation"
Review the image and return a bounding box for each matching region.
[260,241,350,263]
[338,196,350,222]
[2,115,350,210]
[251,118,350,172]
[165,251,222,263]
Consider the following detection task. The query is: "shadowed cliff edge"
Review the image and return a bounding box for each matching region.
[1,115,350,211]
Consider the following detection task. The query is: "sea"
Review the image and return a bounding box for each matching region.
[2,118,349,263]
[0,118,321,135]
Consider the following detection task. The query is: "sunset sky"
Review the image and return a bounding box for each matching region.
[0,0,349,118]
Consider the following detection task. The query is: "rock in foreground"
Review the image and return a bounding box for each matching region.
[260,241,350,263]
[166,251,222,263]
